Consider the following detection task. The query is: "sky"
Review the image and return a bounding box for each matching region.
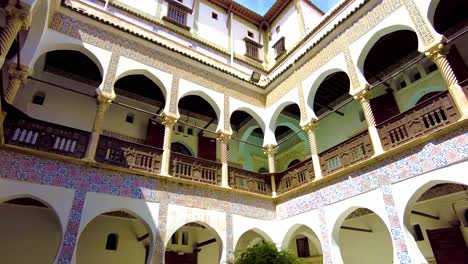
[234,0,342,15]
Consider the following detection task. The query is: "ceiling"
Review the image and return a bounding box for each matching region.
[44,50,102,84]
[313,72,350,115]
[114,74,165,107]
[433,0,468,34]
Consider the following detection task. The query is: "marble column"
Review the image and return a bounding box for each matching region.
[263,144,277,197]
[354,88,385,155]
[302,120,323,180]
[84,95,112,161]
[217,130,232,188]
[160,112,178,176]
[425,41,468,118]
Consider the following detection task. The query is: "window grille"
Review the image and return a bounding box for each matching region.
[167,2,187,25]
[246,42,259,59]
[273,37,286,58]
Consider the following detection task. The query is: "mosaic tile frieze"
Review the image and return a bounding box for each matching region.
[318,207,332,264]
[226,213,234,263]
[49,13,265,107]
[0,151,276,220]
[56,190,86,264]
[276,126,468,219]
[402,0,435,45]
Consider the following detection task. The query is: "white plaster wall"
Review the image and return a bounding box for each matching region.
[300,0,323,33]
[76,215,150,264]
[118,0,158,16]
[232,16,262,59]
[197,1,228,49]
[269,4,301,62]
[0,204,62,264]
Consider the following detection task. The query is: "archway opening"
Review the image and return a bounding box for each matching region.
[234,229,273,261]
[76,210,152,264]
[0,197,62,264]
[336,208,393,264]
[404,183,468,263]
[178,95,219,161]
[165,222,223,264]
[287,159,301,168]
[284,225,323,262]
[231,110,265,171]
[171,142,193,156]
[432,0,468,35]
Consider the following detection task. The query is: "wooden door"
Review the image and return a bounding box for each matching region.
[370,92,400,125]
[145,118,164,148]
[165,251,194,264]
[427,227,468,264]
[198,135,216,161]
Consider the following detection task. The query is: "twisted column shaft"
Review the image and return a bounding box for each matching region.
[160,113,177,176]
[426,42,468,118]
[354,89,384,155]
[0,6,30,67]
[217,131,231,188]
[263,144,277,197]
[84,96,112,161]
[302,121,323,180]
[2,65,30,123]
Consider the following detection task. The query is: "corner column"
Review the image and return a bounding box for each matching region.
[354,88,384,155]
[0,5,30,67]
[84,95,112,161]
[425,41,468,118]
[263,144,277,197]
[160,112,178,176]
[302,121,323,180]
[217,130,231,188]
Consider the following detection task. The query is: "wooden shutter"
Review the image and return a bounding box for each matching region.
[427,227,468,264]
[145,119,164,148]
[296,237,310,257]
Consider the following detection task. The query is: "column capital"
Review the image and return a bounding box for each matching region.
[216,130,232,143]
[161,112,178,127]
[263,144,277,156]
[5,5,31,29]
[302,120,318,132]
[353,87,372,103]
[8,64,30,84]
[424,38,449,61]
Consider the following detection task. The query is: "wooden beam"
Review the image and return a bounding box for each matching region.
[411,210,440,220]
[137,233,150,242]
[196,238,217,247]
[341,226,373,233]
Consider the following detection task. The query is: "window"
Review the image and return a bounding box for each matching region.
[106,233,118,250]
[273,37,286,58]
[399,80,407,89]
[171,232,179,244]
[413,72,421,81]
[296,237,310,257]
[182,231,189,245]
[211,12,218,20]
[248,31,254,38]
[244,38,262,61]
[427,63,438,73]
[177,125,184,133]
[187,128,193,135]
[32,92,45,105]
[413,224,424,241]
[166,1,188,25]
[125,113,134,124]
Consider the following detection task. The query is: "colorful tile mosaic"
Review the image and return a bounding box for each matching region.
[226,213,234,263]
[318,207,332,264]
[156,202,168,263]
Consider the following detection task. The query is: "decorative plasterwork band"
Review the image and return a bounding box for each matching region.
[223,94,230,131]
[49,13,264,107]
[402,0,434,45]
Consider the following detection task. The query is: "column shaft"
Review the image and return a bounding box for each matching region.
[303,121,323,180]
[84,96,111,161]
[264,144,277,197]
[160,113,177,176]
[2,65,30,122]
[426,43,468,118]
[355,90,384,155]
[217,132,231,188]
[0,6,30,68]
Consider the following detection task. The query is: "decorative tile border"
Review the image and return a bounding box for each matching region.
[169,75,180,113]
[56,190,86,264]
[156,202,168,263]
[318,207,331,264]
[297,83,308,123]
[402,0,435,45]
[101,51,120,94]
[224,94,230,131]
[226,213,234,263]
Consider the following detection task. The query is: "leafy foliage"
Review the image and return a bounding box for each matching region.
[234,241,303,264]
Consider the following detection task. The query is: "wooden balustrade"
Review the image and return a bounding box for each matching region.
[228,167,272,195]
[276,159,314,194]
[319,131,374,176]
[171,153,221,185]
[4,115,90,158]
[377,91,459,151]
[95,135,162,174]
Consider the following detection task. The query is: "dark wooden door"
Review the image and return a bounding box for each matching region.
[145,119,164,148]
[427,227,468,264]
[165,251,194,264]
[198,135,216,161]
[370,92,400,125]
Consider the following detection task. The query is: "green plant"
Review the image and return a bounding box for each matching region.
[234,241,303,264]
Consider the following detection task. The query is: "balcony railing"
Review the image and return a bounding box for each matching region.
[229,167,272,195]
[377,91,459,151]
[276,159,314,194]
[171,153,221,185]
[4,115,90,159]
[319,131,374,176]
[95,135,162,174]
